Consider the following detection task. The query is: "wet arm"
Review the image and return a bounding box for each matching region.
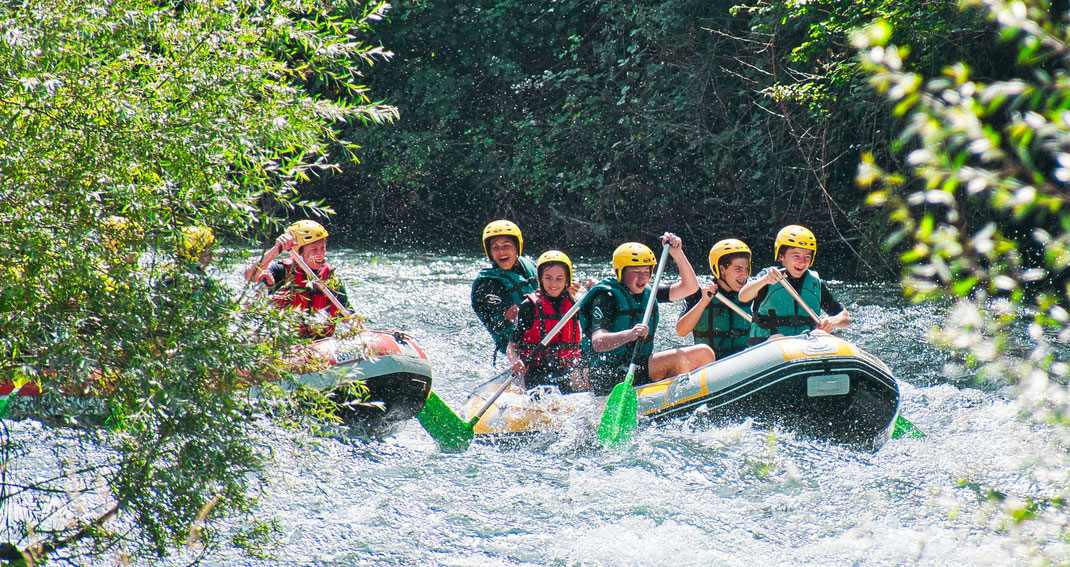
[506,302,538,379]
[245,233,295,283]
[739,268,781,303]
[667,238,699,300]
[591,328,643,352]
[676,294,711,337]
[819,284,850,330]
[505,341,527,385]
[737,279,765,303]
[823,309,851,331]
[245,244,281,282]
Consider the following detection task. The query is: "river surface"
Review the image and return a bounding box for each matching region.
[5,249,1070,566]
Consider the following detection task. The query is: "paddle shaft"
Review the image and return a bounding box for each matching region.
[776,269,821,324]
[622,243,672,386]
[288,251,353,318]
[595,241,672,447]
[470,290,588,423]
[712,291,752,323]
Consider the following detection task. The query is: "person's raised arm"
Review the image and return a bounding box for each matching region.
[506,341,527,386]
[244,232,296,285]
[591,326,648,353]
[663,233,698,300]
[814,283,850,333]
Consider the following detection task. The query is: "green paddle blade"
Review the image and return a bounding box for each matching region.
[892,414,925,439]
[597,375,638,448]
[416,391,474,452]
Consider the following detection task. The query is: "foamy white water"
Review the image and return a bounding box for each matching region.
[4,250,1068,566]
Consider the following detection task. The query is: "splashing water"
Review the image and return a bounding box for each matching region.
[3,250,1068,566]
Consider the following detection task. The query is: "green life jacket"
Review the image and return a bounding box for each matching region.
[691,289,752,357]
[471,256,538,353]
[749,268,821,342]
[579,277,659,371]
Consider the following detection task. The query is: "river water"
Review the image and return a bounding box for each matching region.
[6,249,1070,565]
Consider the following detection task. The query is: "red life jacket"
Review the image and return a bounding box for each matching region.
[519,291,581,371]
[271,258,340,338]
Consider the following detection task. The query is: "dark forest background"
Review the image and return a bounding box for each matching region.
[298,0,1011,277]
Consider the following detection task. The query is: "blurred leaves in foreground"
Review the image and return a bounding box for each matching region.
[0,0,394,563]
[856,0,1070,556]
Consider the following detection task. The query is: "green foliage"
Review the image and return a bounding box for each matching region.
[325,0,796,245]
[856,1,1070,367]
[231,517,283,560]
[304,0,998,275]
[0,0,393,562]
[737,0,991,96]
[856,0,1070,554]
[288,374,383,429]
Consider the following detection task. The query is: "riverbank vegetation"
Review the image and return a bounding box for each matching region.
[306,0,1009,276]
[0,1,394,563]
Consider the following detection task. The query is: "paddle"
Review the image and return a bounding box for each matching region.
[287,251,354,319]
[892,414,925,438]
[712,291,752,323]
[417,288,589,452]
[597,242,672,448]
[776,270,925,439]
[775,270,821,324]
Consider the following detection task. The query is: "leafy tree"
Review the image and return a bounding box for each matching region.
[856,0,1070,550]
[0,0,394,562]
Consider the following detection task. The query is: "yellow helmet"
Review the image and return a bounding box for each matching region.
[101,215,144,251]
[708,239,752,279]
[482,220,524,258]
[179,226,216,262]
[536,250,573,283]
[774,225,816,266]
[286,220,328,247]
[612,242,656,281]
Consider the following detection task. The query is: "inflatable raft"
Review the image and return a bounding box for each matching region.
[0,330,433,438]
[276,329,434,436]
[460,332,899,450]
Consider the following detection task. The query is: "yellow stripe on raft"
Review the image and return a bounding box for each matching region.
[636,366,710,413]
[773,335,856,361]
[471,391,593,435]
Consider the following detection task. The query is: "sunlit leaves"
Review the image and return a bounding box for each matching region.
[858,3,1070,306]
[0,0,394,561]
[858,2,1070,553]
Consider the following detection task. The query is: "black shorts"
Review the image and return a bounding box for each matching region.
[588,357,651,396]
[524,365,579,394]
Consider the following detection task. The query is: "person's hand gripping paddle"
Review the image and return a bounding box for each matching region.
[712,290,752,323]
[287,251,355,320]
